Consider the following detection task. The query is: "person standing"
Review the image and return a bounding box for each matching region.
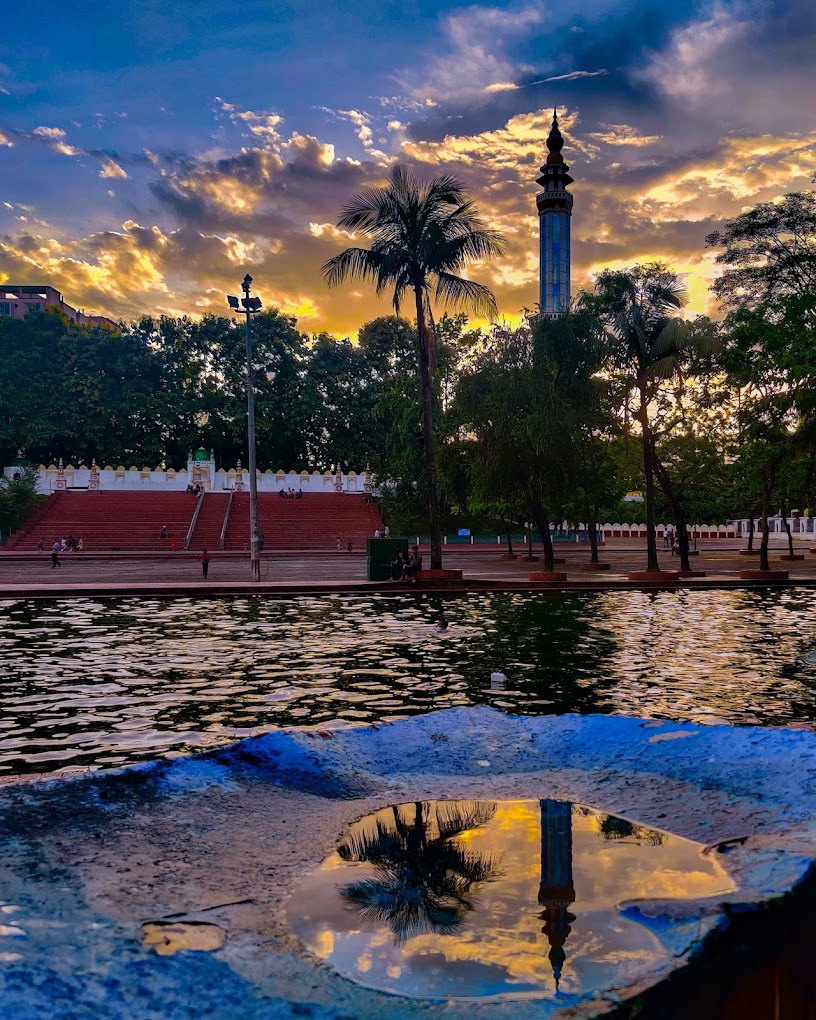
[407,544,422,583]
[51,539,61,569]
[36,536,45,551]
[199,547,211,580]
[170,534,177,552]
[384,525,390,539]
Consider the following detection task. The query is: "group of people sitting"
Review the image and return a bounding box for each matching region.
[185,483,204,495]
[373,526,391,539]
[391,544,423,583]
[278,488,303,499]
[38,535,83,552]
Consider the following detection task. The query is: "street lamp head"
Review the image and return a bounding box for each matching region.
[227,295,240,309]
[242,274,253,292]
[247,296,262,311]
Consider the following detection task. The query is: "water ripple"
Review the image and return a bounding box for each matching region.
[0,590,814,775]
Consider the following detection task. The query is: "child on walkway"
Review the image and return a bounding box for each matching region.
[199,548,211,580]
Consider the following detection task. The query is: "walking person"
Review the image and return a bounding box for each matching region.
[199,547,211,580]
[170,534,177,552]
[50,539,61,569]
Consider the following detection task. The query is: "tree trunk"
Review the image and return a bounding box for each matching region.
[414,287,443,570]
[651,449,691,572]
[780,499,794,557]
[525,528,535,560]
[588,512,599,564]
[529,498,554,571]
[747,517,754,551]
[760,471,774,572]
[638,383,660,572]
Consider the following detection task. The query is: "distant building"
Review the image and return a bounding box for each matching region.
[0,285,119,331]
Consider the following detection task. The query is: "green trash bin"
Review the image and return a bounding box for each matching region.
[367,538,408,581]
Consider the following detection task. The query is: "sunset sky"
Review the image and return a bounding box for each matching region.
[1,0,814,335]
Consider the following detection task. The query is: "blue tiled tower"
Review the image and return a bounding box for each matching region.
[536,110,574,315]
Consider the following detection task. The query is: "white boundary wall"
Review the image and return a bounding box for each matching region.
[4,457,376,495]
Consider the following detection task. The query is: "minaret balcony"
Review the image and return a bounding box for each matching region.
[537,191,574,214]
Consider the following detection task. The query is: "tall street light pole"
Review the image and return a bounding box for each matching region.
[228,275,262,582]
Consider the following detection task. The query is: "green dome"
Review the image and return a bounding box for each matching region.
[193,447,209,461]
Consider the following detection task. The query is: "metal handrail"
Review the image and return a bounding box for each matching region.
[220,488,234,550]
[184,490,204,550]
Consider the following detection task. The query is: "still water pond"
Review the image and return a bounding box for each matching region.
[1,589,815,775]
[288,798,733,1001]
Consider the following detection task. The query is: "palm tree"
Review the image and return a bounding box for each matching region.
[336,799,500,944]
[592,265,688,573]
[323,166,506,570]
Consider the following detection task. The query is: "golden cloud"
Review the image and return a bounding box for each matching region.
[4,101,814,333]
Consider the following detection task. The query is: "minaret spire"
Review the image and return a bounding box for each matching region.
[536,106,574,315]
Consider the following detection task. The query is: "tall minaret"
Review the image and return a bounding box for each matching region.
[536,109,574,315]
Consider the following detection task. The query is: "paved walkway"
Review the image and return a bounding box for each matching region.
[1,541,815,597]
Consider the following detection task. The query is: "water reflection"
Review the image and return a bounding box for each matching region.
[1,589,815,775]
[287,799,734,1001]
[337,801,500,943]
[538,800,576,991]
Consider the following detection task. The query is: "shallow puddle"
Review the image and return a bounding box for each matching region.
[287,799,734,1000]
[141,920,226,955]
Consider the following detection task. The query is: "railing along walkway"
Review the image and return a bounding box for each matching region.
[220,489,234,550]
[184,491,204,551]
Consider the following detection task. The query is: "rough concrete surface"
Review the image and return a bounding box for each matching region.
[0,707,814,1019]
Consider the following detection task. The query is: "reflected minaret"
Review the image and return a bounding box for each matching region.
[536,109,574,316]
[538,799,576,992]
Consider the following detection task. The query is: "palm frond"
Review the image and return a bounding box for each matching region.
[650,317,685,359]
[435,272,499,319]
[649,354,680,380]
[322,247,382,288]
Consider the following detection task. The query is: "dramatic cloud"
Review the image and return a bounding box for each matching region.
[1,0,815,334]
[398,3,546,102]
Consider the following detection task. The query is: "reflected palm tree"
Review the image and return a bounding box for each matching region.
[337,800,500,944]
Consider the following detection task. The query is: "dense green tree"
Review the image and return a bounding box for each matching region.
[708,194,816,568]
[706,191,816,310]
[454,311,605,571]
[0,309,165,466]
[718,296,816,569]
[591,264,690,572]
[323,165,505,570]
[0,466,41,540]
